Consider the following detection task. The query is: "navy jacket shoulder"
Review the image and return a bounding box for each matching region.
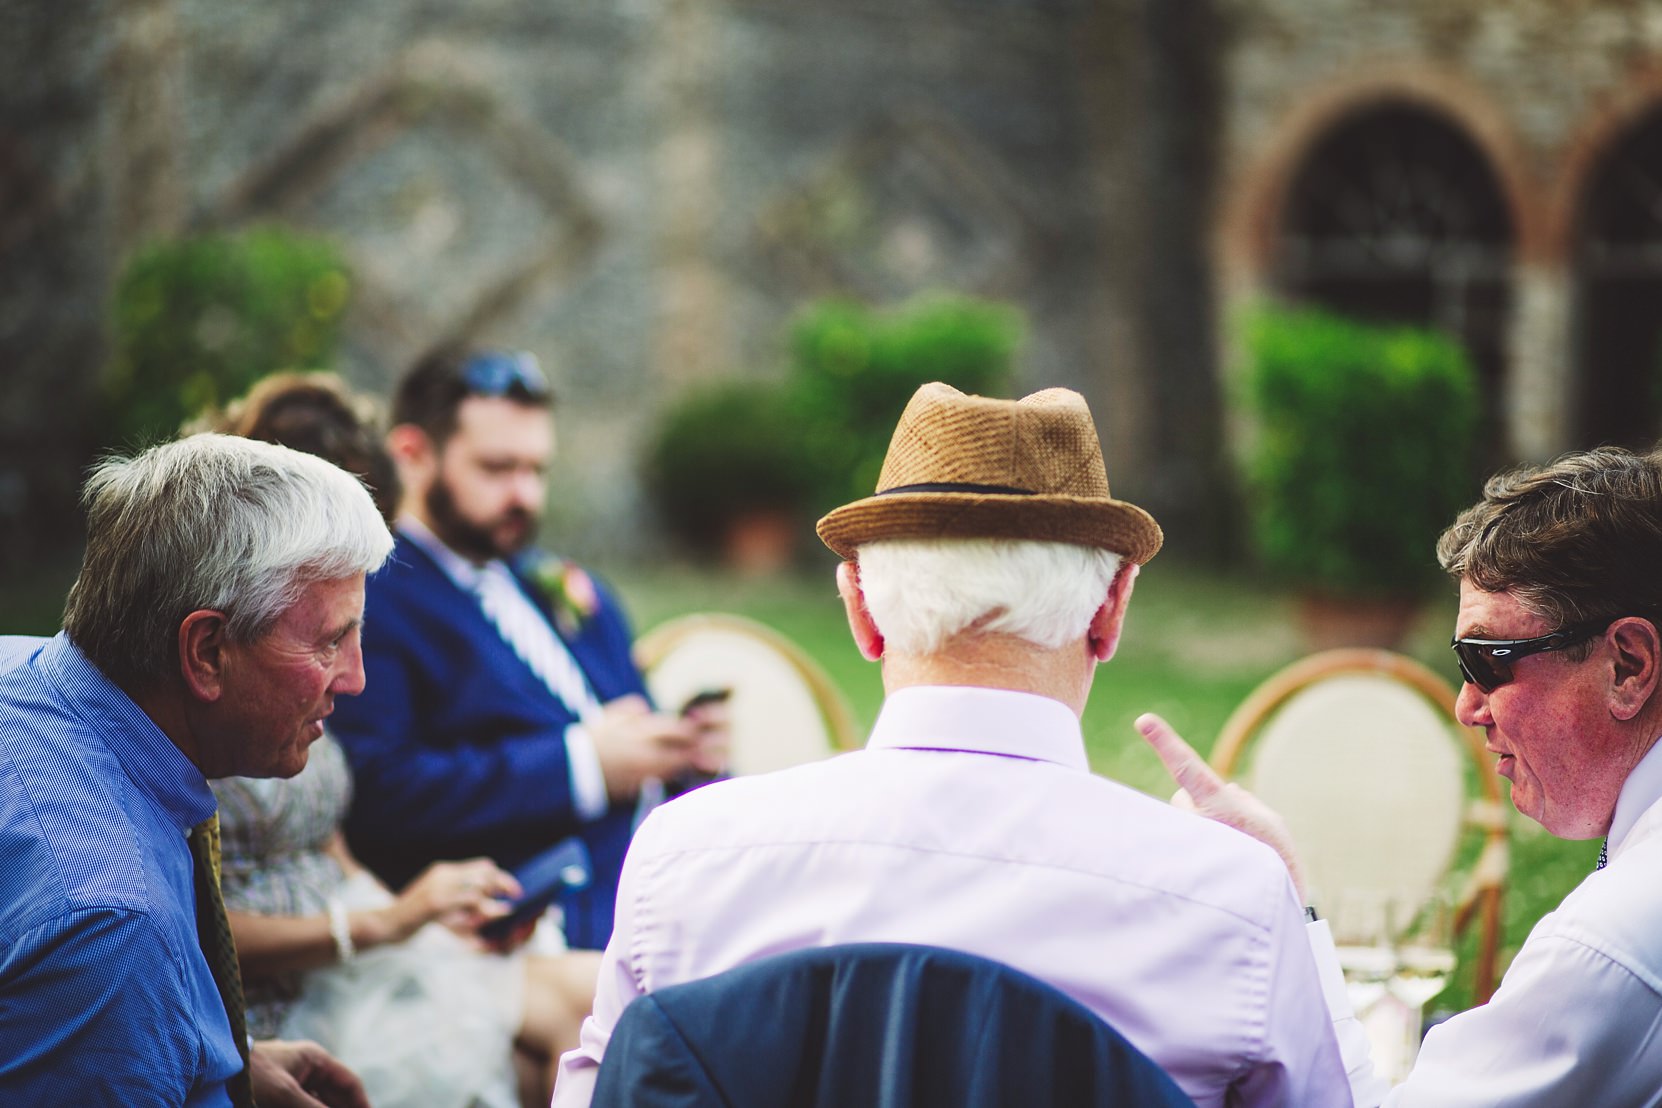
[593,943,1196,1107]
[330,534,645,947]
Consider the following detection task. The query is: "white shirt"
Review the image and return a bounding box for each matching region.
[554,685,1353,1107]
[1332,737,1662,1107]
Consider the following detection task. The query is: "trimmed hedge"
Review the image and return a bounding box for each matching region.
[643,293,1022,558]
[1242,305,1480,596]
[641,380,812,551]
[106,226,351,448]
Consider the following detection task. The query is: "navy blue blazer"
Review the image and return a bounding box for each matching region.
[592,943,1196,1107]
[330,533,647,948]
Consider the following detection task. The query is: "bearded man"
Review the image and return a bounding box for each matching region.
[329,348,724,949]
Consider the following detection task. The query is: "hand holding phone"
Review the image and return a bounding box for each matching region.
[680,687,732,715]
[674,687,732,786]
[476,837,591,945]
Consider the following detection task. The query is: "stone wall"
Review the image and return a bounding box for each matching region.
[144,0,1156,560]
[16,1,1657,572]
[1217,0,1662,461]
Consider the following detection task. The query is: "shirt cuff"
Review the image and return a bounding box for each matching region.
[1306,918,1354,1017]
[1308,918,1391,1108]
[565,725,608,820]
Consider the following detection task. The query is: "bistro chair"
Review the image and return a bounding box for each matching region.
[635,612,860,776]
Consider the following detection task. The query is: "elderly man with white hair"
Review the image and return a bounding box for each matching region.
[0,434,391,1107]
[553,383,1355,1106]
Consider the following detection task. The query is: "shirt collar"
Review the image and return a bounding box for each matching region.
[1609,735,1662,852]
[41,633,217,835]
[866,685,1089,771]
[398,514,502,591]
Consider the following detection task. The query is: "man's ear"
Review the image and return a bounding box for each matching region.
[1087,562,1139,663]
[386,423,436,485]
[1608,616,1662,722]
[837,561,884,662]
[178,609,230,704]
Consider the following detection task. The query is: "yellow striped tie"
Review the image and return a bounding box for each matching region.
[190,814,256,1108]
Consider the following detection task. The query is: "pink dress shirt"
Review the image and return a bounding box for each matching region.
[554,685,1352,1107]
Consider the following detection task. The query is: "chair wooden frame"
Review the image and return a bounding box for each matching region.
[635,612,863,756]
[1210,648,1508,1003]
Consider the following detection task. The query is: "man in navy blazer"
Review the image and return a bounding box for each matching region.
[329,348,724,949]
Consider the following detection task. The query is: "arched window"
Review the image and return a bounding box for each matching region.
[1573,104,1662,449]
[1275,103,1514,461]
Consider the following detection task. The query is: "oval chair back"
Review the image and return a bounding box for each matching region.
[1210,648,1507,1004]
[635,612,860,776]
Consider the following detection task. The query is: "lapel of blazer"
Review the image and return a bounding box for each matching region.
[507,553,609,689]
[394,534,499,638]
[508,554,591,636]
[508,554,621,701]
[395,534,582,703]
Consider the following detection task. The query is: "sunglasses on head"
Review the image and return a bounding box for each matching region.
[1450,618,1614,693]
[458,350,549,401]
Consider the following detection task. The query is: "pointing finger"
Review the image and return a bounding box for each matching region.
[1135,713,1225,804]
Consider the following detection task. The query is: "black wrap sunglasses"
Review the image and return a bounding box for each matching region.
[1450,618,1615,693]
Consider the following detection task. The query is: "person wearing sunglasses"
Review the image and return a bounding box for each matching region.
[328,347,728,973]
[1139,445,1662,1106]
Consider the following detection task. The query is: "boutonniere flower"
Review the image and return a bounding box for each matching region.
[530,555,599,638]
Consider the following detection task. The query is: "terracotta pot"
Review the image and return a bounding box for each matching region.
[1297,592,1420,651]
[722,510,797,576]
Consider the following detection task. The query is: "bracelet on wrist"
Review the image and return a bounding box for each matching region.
[327,897,356,963]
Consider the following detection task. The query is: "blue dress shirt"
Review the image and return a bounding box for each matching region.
[0,634,244,1105]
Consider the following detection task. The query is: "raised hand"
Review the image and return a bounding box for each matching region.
[1135,712,1309,901]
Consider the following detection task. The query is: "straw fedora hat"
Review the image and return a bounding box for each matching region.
[816,382,1163,564]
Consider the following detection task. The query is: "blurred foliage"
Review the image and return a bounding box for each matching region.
[1241,304,1479,597]
[643,293,1022,558]
[787,294,1021,512]
[641,380,816,552]
[105,226,351,448]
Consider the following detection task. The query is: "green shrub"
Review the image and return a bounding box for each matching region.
[642,292,1024,559]
[1241,305,1480,597]
[106,226,351,447]
[787,294,1022,512]
[642,381,815,552]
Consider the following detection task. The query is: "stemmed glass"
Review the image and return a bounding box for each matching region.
[1333,889,1454,1083]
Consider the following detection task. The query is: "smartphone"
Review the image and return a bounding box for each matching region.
[477,837,591,944]
[680,687,732,714]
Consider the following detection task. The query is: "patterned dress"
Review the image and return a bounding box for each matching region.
[212,733,357,1037]
[213,735,523,1108]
